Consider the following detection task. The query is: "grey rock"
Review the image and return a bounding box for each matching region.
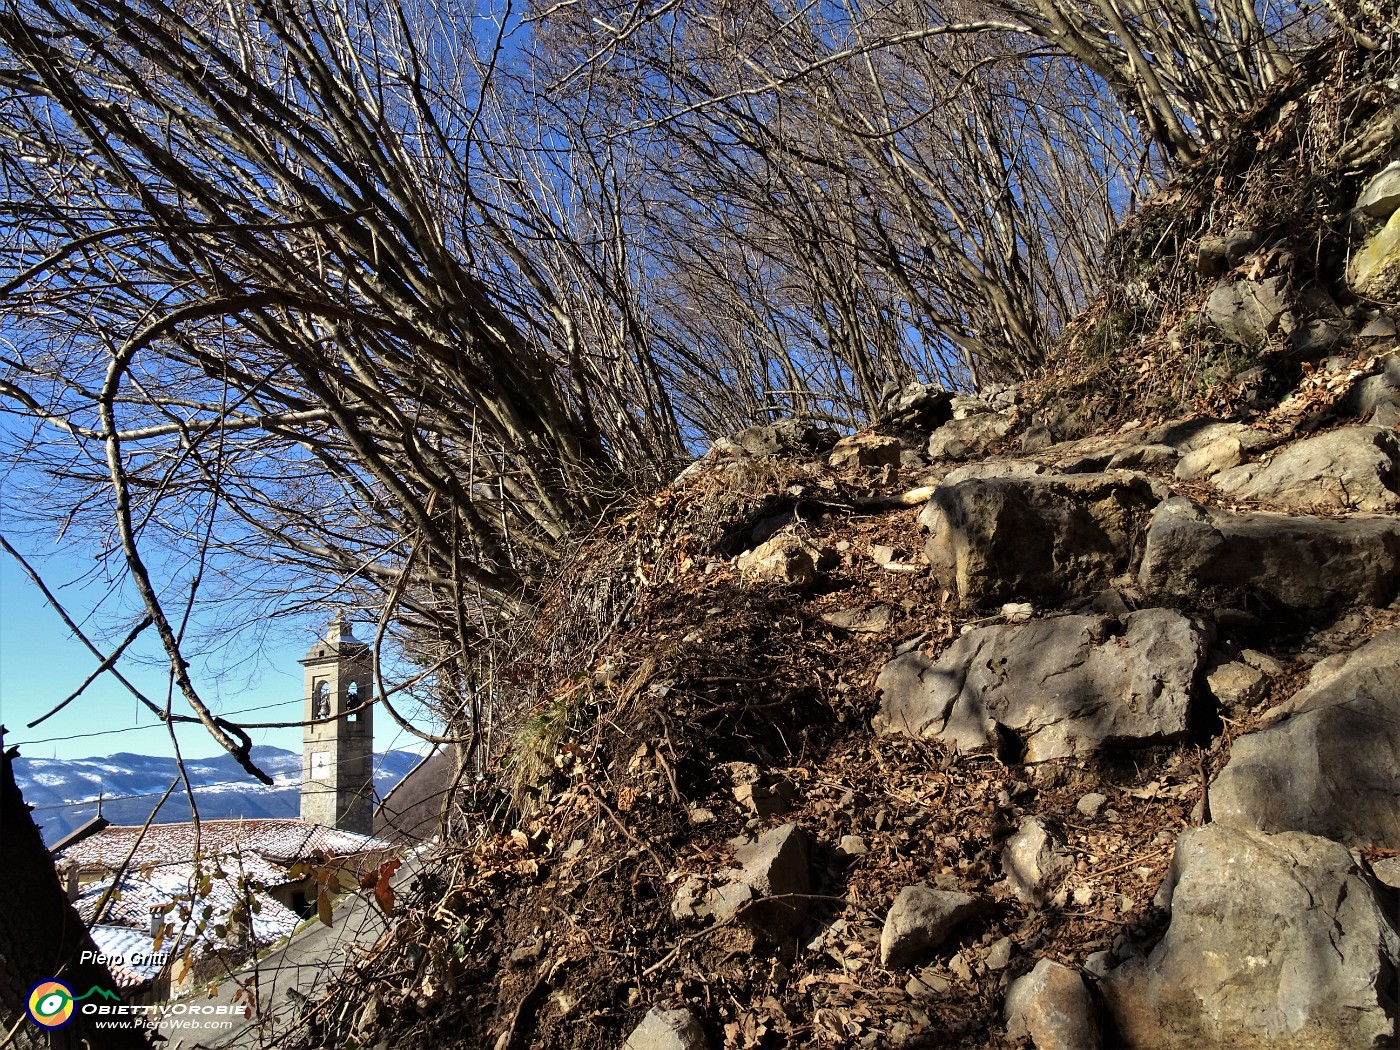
[1020,425,1057,453]
[1139,496,1400,611]
[624,1007,709,1050]
[1002,817,1072,906]
[1084,952,1114,979]
[1372,856,1400,889]
[919,470,1162,608]
[1239,648,1283,675]
[1356,161,1400,218]
[1197,235,1229,278]
[927,412,1015,460]
[869,543,902,566]
[733,418,837,456]
[1289,316,1353,357]
[1172,423,1277,482]
[879,884,987,968]
[705,881,755,925]
[874,610,1204,762]
[1350,208,1400,301]
[1174,435,1246,481]
[1076,793,1108,818]
[1005,959,1102,1050]
[732,823,810,933]
[877,383,953,433]
[1205,276,1293,347]
[1100,825,1399,1050]
[1213,426,1400,513]
[837,835,868,857]
[736,535,823,586]
[1344,362,1400,423]
[950,394,994,419]
[1211,629,1400,849]
[1360,314,1398,338]
[750,512,795,546]
[1107,443,1178,470]
[1205,658,1268,712]
[986,936,1014,971]
[1224,227,1261,264]
[829,433,904,469]
[821,605,895,634]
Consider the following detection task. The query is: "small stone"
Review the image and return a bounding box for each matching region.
[880,885,987,968]
[736,535,823,586]
[1005,959,1102,1050]
[624,1006,709,1050]
[1371,856,1400,889]
[1206,658,1268,712]
[822,605,895,634]
[1003,817,1072,907]
[1359,314,1397,338]
[1239,649,1283,675]
[1356,161,1400,219]
[986,936,1014,971]
[1076,793,1108,818]
[838,835,869,858]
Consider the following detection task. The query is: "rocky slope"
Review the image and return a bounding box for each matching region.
[294,24,1400,1050]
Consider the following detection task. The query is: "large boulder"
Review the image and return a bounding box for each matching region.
[874,610,1204,762]
[1139,497,1400,611]
[1210,629,1400,849]
[1100,825,1399,1050]
[919,471,1162,608]
[1212,426,1400,513]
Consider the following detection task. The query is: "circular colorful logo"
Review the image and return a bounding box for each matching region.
[27,980,75,1029]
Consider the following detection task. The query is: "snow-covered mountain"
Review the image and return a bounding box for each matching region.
[15,745,424,844]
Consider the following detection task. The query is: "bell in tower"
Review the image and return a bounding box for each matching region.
[299,615,375,834]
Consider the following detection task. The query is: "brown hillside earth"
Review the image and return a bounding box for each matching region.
[287,22,1400,1050]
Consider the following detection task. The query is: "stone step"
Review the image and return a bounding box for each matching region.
[1139,496,1400,612]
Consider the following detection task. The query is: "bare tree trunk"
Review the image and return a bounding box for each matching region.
[0,732,149,1049]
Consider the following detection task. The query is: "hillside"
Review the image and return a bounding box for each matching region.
[285,21,1400,1050]
[16,746,423,844]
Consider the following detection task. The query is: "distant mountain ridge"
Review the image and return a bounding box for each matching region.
[15,745,423,845]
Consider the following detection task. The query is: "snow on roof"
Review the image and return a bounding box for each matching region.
[57,818,392,872]
[88,925,165,987]
[77,860,301,954]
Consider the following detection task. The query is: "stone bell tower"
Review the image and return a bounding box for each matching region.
[299,615,374,834]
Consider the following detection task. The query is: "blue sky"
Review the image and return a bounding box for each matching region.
[0,549,359,764]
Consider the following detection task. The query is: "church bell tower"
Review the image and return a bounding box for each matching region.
[300,616,374,834]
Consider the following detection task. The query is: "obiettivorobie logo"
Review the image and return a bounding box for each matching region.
[26,974,243,1034]
[25,980,120,1029]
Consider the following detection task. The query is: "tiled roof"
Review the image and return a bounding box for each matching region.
[88,925,165,987]
[77,860,301,954]
[57,818,392,872]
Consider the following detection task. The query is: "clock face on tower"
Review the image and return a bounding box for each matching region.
[311,751,330,781]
